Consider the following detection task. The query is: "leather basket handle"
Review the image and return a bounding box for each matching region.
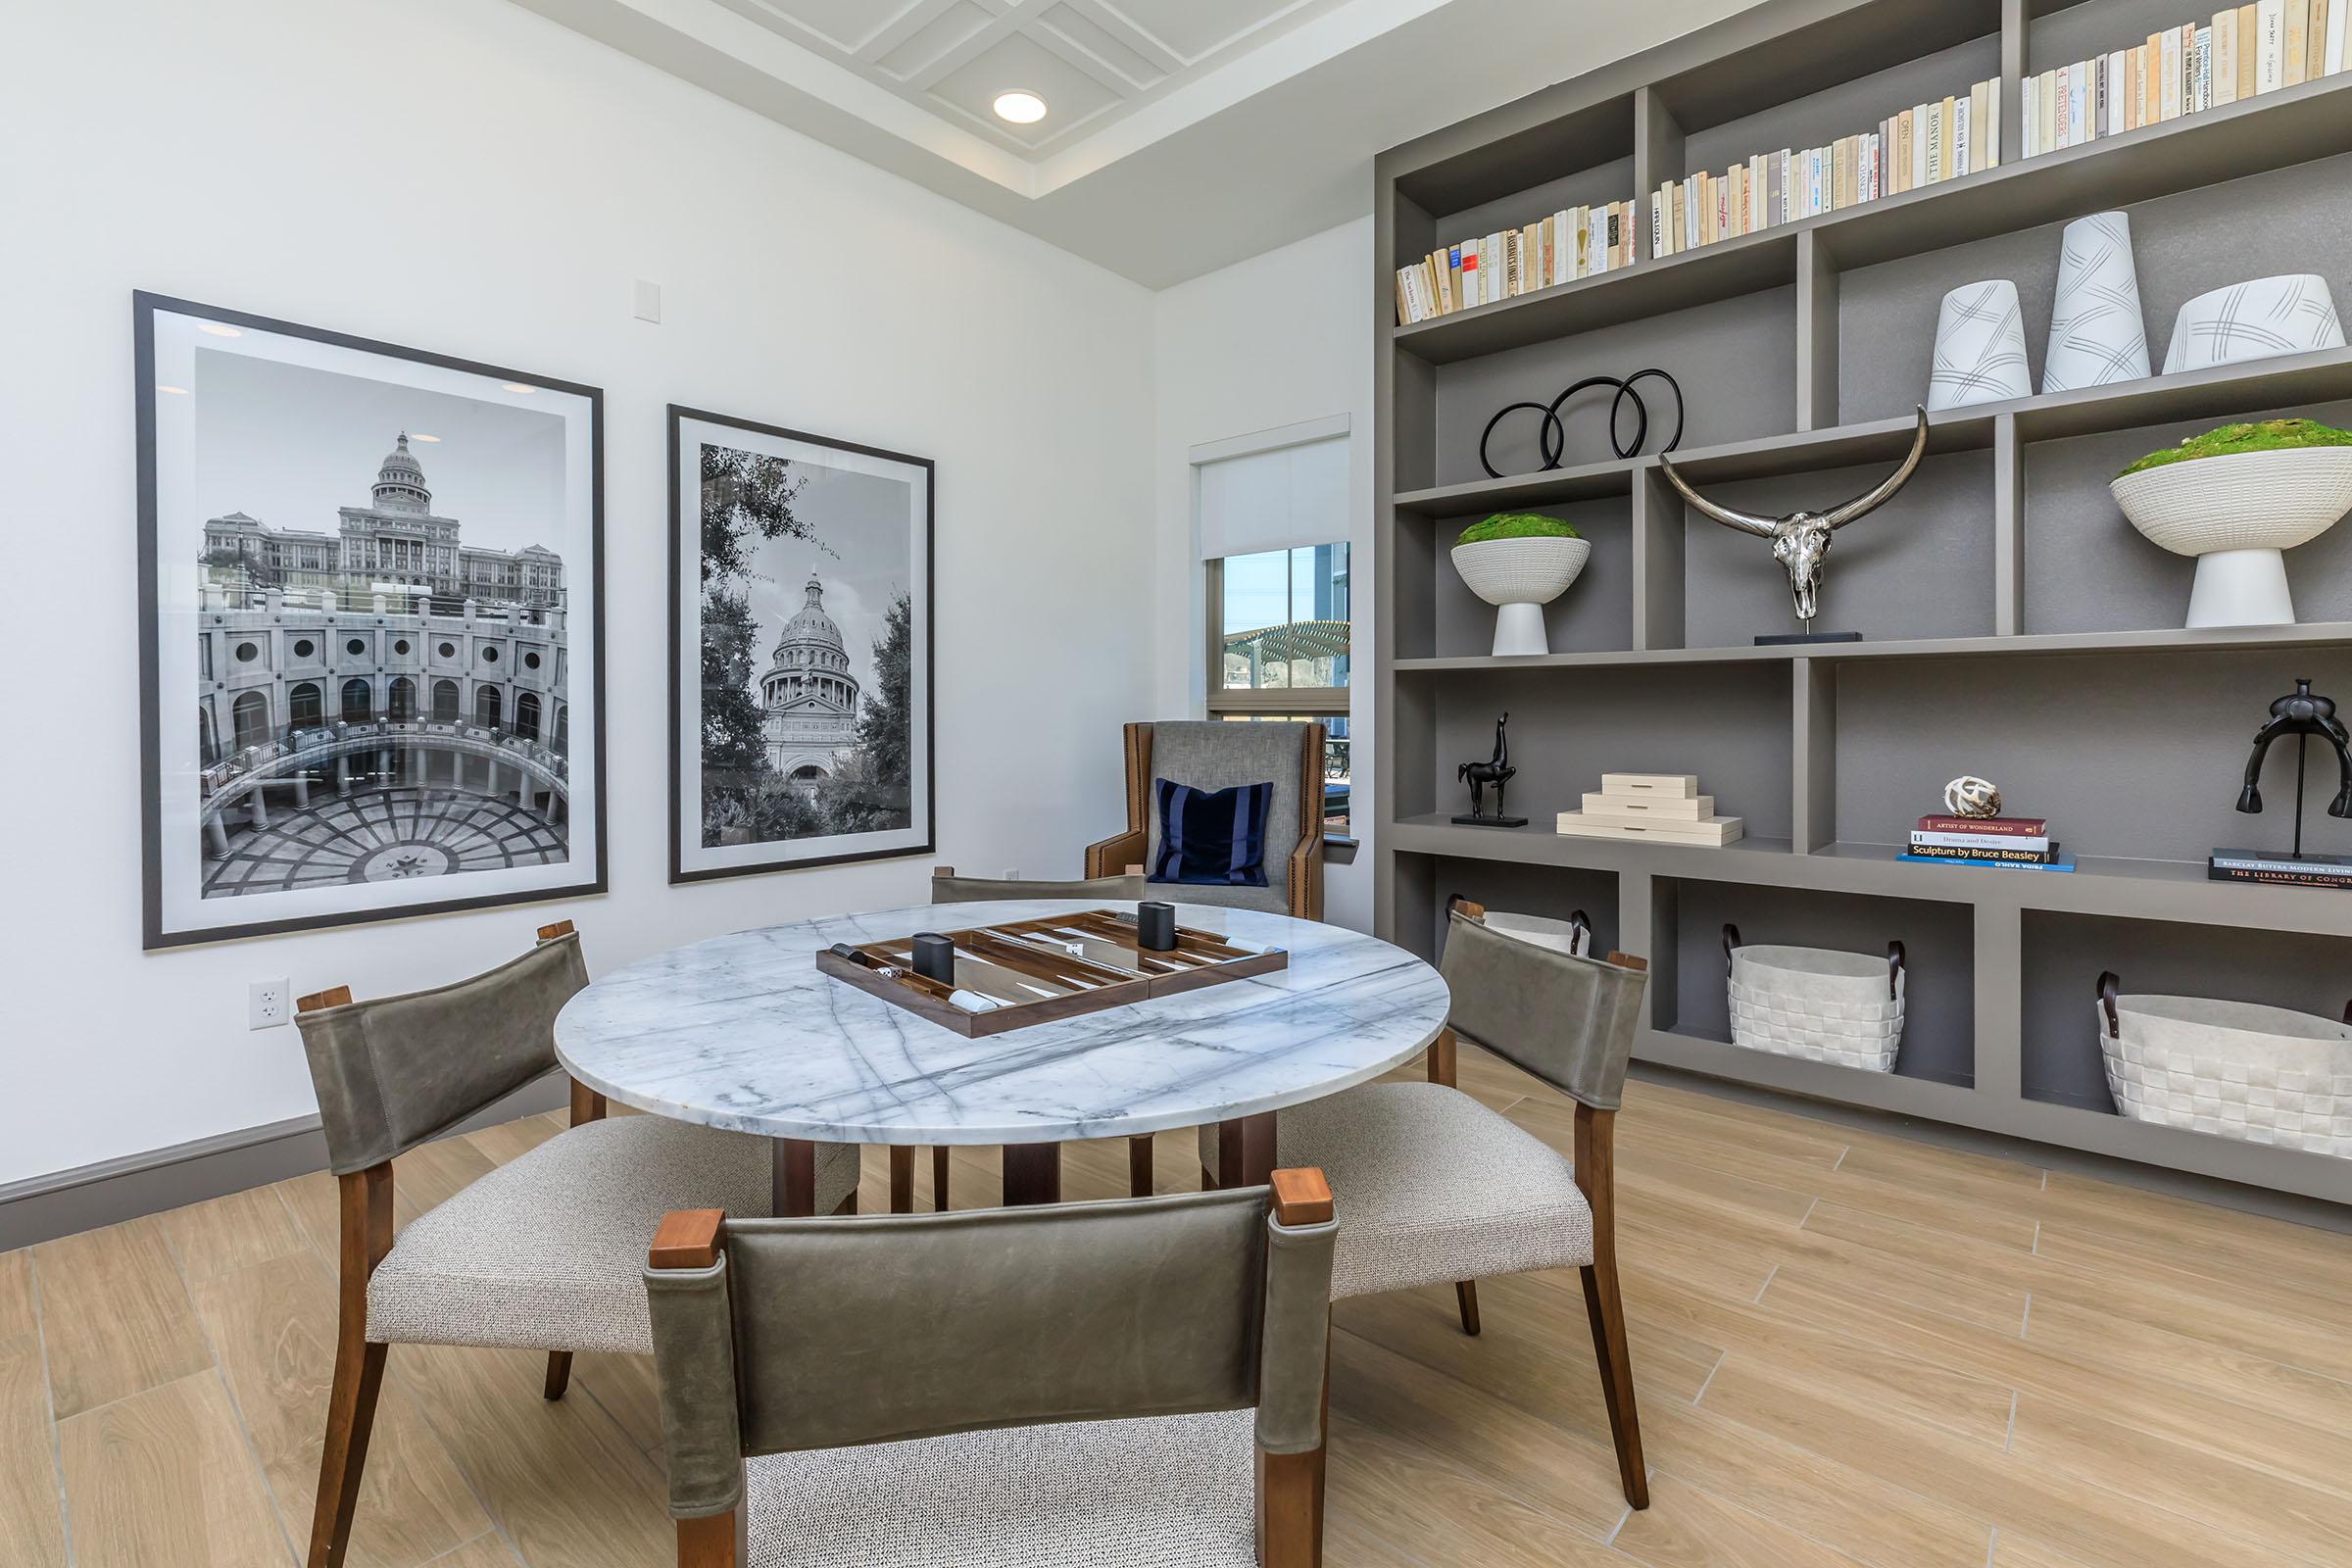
[1569,909,1592,956]
[1886,940,1905,1000]
[2097,971,2121,1039]
[1721,922,1740,975]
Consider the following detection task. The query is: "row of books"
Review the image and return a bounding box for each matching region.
[1655,78,2003,255]
[2024,3,2351,158]
[1394,203,1641,323]
[1895,813,2076,872]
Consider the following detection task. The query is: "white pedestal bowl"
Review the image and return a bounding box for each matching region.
[1450,536,1591,656]
[2110,447,2352,628]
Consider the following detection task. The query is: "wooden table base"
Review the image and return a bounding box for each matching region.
[1216,1111,1276,1190]
[770,1137,1069,1214]
[1001,1143,1062,1205]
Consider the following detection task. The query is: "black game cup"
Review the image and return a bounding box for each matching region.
[1137,901,1178,952]
[909,932,956,984]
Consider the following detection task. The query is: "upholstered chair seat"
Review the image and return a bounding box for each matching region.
[368,1114,858,1354]
[1203,1082,1593,1300]
[739,1409,1256,1567]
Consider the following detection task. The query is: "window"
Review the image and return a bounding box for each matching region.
[1196,419,1351,834]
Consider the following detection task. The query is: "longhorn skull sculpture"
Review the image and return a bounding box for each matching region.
[1657,406,1932,631]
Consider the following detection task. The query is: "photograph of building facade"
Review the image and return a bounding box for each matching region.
[195,431,574,897]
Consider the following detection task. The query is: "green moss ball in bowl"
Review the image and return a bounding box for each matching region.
[2111,419,2352,628]
[1449,514,1592,656]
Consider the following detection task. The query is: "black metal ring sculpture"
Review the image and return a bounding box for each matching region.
[1478,368,1686,479]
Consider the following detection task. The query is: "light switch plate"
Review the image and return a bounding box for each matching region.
[633,278,662,323]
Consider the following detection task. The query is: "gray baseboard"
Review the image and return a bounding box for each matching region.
[0,1075,570,1251]
[1633,1061,2352,1237]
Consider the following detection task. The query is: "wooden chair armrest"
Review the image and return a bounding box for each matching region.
[649,1209,726,1270]
[1269,1167,1333,1226]
[1085,828,1147,878]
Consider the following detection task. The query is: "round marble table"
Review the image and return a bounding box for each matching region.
[554,899,1451,1212]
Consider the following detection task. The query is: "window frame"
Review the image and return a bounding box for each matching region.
[1201,550,1350,720]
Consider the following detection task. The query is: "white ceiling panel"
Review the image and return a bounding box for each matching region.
[1096,0,1313,63]
[926,29,1121,144]
[713,0,926,54]
[874,2,999,79]
[1035,4,1169,89]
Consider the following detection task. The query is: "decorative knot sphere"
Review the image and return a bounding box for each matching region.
[1942,775,2002,818]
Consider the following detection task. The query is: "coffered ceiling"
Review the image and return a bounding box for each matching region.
[709,0,1358,155]
[514,0,1768,285]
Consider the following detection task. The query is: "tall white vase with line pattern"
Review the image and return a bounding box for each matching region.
[1927,280,2032,412]
[2042,212,2150,393]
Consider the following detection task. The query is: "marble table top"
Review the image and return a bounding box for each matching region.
[554,900,1451,1146]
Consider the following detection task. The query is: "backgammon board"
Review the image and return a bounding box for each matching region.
[814,907,1288,1037]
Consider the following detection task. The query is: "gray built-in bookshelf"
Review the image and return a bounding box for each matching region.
[1371,0,2352,1209]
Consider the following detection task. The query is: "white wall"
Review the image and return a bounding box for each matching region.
[1152,219,1377,930]
[0,0,1156,1185]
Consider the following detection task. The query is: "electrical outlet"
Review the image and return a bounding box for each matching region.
[249,978,291,1030]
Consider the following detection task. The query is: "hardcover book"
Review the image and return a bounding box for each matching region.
[1910,830,2055,853]
[1897,853,2077,872]
[1917,814,2049,836]
[1905,841,2061,863]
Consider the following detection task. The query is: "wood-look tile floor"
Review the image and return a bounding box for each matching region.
[7,1049,2350,1567]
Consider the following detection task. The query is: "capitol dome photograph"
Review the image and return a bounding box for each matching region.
[671,409,932,882]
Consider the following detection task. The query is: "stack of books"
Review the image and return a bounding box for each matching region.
[1898,813,2075,872]
[1652,76,2001,257]
[2208,848,2352,888]
[1556,772,1745,846]
[1395,203,1641,323]
[2027,4,2349,158]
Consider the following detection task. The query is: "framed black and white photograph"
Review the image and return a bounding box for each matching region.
[670,406,933,883]
[136,292,605,949]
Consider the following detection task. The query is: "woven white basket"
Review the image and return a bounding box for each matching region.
[2098,982,2352,1156]
[1482,908,1592,957]
[1726,932,1904,1073]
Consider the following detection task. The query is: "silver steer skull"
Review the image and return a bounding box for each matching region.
[1658,407,1930,628]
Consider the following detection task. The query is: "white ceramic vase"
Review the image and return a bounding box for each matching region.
[1449,535,1591,656]
[1927,279,2032,412]
[2109,446,2352,627]
[2042,212,2150,393]
[2162,274,2346,373]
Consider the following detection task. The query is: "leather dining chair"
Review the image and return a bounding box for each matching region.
[643,1169,1340,1566]
[291,920,861,1568]
[1198,896,1653,1509]
[899,865,1149,1212]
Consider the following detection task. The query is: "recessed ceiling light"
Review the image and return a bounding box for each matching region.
[993,89,1048,124]
[409,431,442,442]
[501,382,536,394]
[157,384,190,396]
[196,322,242,337]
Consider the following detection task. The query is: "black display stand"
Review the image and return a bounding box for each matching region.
[1451,812,1530,827]
[1755,630,1864,645]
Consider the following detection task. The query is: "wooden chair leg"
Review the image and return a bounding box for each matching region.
[1575,1103,1647,1509]
[1454,1281,1482,1336]
[676,1510,742,1566]
[308,1338,387,1568]
[931,1146,951,1210]
[890,1147,915,1213]
[543,1350,573,1400]
[1127,1134,1154,1198]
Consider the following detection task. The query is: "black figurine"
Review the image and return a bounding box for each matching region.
[1452,712,1528,828]
[2234,678,2352,858]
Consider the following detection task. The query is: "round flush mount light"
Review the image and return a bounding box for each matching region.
[993,89,1048,124]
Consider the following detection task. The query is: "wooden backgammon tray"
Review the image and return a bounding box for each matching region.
[815,907,1288,1037]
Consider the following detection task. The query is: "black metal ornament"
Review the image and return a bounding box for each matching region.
[1478,368,1685,479]
[2235,677,2352,857]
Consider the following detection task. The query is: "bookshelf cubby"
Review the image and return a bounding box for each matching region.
[1374,0,2352,1209]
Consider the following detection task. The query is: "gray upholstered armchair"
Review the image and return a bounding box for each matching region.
[643,1170,1339,1566]
[291,921,859,1568]
[1202,896,1652,1510]
[1083,720,1325,919]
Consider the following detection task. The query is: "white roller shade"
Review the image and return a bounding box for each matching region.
[1197,431,1348,562]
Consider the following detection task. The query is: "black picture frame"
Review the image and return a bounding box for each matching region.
[135,291,608,949]
[667,405,937,885]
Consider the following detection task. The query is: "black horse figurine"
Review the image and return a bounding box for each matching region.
[2236,678,2352,858]
[1455,712,1524,826]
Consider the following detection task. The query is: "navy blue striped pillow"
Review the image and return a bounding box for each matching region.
[1149,777,1274,889]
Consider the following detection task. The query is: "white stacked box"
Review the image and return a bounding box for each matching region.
[1556,772,1744,846]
